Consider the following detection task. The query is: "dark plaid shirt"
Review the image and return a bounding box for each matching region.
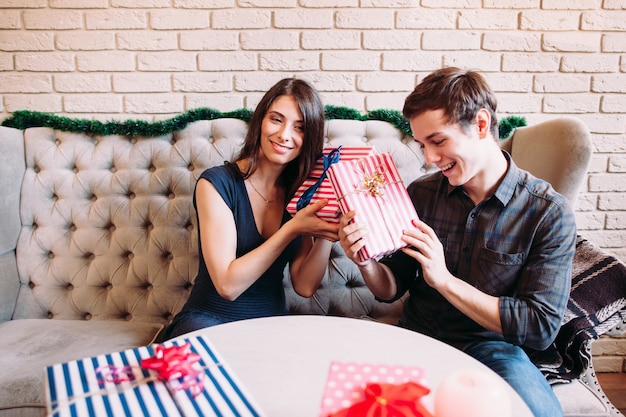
[381,152,576,351]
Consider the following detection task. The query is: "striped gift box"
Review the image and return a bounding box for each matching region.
[287,146,377,223]
[327,152,419,261]
[45,335,265,417]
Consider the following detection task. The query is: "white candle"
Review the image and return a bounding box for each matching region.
[434,368,512,417]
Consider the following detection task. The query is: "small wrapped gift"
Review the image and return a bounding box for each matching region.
[45,335,265,417]
[319,361,433,417]
[327,152,419,261]
[287,146,377,223]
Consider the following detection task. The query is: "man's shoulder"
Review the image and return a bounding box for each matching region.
[407,171,443,192]
[515,168,567,204]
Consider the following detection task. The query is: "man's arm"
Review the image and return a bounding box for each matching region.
[498,201,577,350]
[338,210,398,301]
[400,218,503,334]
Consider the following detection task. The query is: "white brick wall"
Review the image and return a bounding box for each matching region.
[0,3,624,265]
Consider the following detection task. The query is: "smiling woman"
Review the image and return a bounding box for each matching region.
[157,78,340,341]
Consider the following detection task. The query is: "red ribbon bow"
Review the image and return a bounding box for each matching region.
[140,343,204,397]
[329,382,434,417]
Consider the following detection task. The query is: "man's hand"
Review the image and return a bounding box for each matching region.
[338,210,372,267]
[400,218,453,290]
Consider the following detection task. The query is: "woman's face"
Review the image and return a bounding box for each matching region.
[259,94,305,166]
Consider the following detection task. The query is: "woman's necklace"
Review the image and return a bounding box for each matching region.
[247,179,277,208]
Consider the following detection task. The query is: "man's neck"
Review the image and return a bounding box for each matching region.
[463,148,509,206]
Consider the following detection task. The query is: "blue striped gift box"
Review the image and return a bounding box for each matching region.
[45,335,265,417]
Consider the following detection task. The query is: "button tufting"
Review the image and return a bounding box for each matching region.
[110,166,117,173]
[168,193,175,199]
[29,281,35,289]
[149,165,156,173]
[91,194,97,202]
[188,164,194,171]
[186,223,194,231]
[47,311,53,319]
[85,253,95,261]
[69,224,77,232]
[130,138,137,144]
[126,252,134,260]
[34,166,40,173]
[84,313,92,320]
[66,283,74,290]
[124,313,132,321]
[128,192,136,199]
[146,223,154,231]
[109,224,116,232]
[48,252,55,259]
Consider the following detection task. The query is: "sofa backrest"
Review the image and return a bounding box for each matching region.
[3,116,593,326]
[499,117,592,205]
[5,118,431,325]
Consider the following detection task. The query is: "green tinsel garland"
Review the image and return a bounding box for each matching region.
[1,107,525,139]
[498,115,527,139]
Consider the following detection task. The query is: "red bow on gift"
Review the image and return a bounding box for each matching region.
[329,382,434,417]
[140,343,204,396]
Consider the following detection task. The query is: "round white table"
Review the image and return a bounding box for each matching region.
[178,315,533,417]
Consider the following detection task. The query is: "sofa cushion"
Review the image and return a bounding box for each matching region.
[554,379,610,417]
[0,319,162,412]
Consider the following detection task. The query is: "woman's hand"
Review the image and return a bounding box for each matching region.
[291,199,339,242]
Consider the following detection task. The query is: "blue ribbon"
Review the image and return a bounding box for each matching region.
[296,146,342,211]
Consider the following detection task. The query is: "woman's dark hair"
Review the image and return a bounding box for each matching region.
[403,67,499,139]
[236,78,325,202]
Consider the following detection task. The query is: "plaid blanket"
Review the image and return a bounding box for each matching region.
[529,236,626,384]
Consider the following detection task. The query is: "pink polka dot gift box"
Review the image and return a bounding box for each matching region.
[318,361,434,417]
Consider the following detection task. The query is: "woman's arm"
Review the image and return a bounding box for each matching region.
[199,181,338,301]
[289,236,333,298]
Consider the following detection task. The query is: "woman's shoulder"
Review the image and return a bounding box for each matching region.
[199,162,241,182]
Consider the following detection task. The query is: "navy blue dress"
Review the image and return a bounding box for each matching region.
[160,163,300,340]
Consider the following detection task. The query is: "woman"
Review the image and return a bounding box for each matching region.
[160,78,338,340]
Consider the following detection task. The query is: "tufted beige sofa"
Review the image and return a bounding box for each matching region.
[0,116,624,417]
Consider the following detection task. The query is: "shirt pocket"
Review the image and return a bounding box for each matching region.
[475,247,525,296]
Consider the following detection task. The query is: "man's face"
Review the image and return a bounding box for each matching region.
[409,109,484,188]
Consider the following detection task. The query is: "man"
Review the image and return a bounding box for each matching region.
[338,67,576,417]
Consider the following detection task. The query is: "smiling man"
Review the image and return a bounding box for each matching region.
[338,67,577,417]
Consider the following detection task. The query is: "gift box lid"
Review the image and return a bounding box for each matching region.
[286,146,377,223]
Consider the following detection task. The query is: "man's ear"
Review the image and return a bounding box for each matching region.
[475,109,491,139]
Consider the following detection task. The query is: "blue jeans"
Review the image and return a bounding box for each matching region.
[158,309,230,342]
[464,340,562,417]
